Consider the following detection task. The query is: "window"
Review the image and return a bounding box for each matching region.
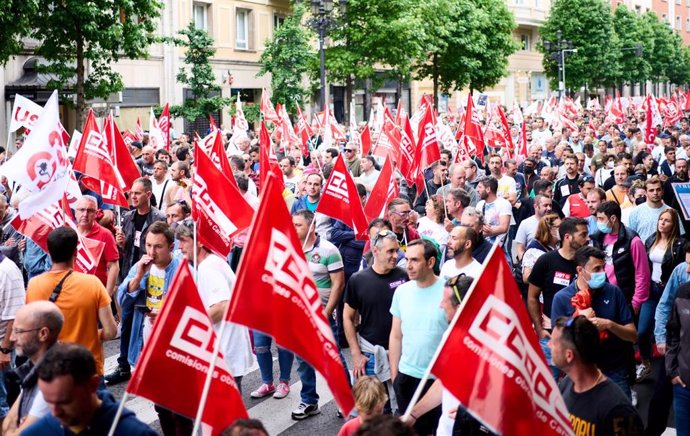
[677,15,682,29]
[274,14,286,30]
[634,5,641,14]
[662,14,668,23]
[520,34,530,51]
[193,3,208,30]
[236,9,250,50]
[686,17,690,31]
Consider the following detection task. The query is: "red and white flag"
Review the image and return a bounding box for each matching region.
[295,106,314,155]
[260,91,281,124]
[416,103,441,172]
[360,125,372,156]
[259,122,284,193]
[605,98,625,126]
[126,259,247,435]
[198,130,236,187]
[363,157,397,221]
[9,94,43,133]
[663,99,683,127]
[148,108,167,150]
[463,93,485,164]
[645,95,663,144]
[158,103,171,151]
[227,173,355,416]
[103,116,141,190]
[316,156,369,240]
[381,115,416,186]
[0,91,71,218]
[192,146,254,258]
[135,117,144,141]
[428,246,573,436]
[232,95,249,146]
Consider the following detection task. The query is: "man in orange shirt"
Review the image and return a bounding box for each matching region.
[26,227,117,377]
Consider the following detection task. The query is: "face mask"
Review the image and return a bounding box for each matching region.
[587,271,607,289]
[597,221,613,234]
[524,167,534,175]
[635,196,646,206]
[606,161,615,169]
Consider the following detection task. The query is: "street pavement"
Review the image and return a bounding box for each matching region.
[102,339,679,436]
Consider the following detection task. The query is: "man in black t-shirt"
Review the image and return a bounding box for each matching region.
[528,217,588,377]
[550,316,643,436]
[343,229,408,381]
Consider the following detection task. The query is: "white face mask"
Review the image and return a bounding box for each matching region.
[606,161,615,169]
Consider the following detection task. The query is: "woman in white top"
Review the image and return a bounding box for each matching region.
[638,209,685,380]
[417,195,449,247]
[595,154,615,187]
[522,214,561,284]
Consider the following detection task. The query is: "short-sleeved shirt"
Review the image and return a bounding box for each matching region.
[551,282,634,371]
[515,215,539,248]
[27,271,111,374]
[145,265,166,310]
[559,378,643,436]
[497,175,517,200]
[83,223,119,286]
[304,236,344,305]
[390,277,448,378]
[439,259,483,281]
[344,266,408,349]
[627,203,677,242]
[0,256,25,341]
[528,250,577,323]
[476,197,513,245]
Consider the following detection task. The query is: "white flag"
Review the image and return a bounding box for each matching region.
[148,108,167,150]
[0,91,71,218]
[9,94,43,133]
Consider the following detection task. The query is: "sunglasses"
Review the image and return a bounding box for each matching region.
[372,229,397,247]
[445,274,466,304]
[343,149,354,153]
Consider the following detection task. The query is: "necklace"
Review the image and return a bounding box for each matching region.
[589,370,603,391]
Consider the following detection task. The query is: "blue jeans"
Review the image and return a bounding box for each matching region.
[296,317,350,405]
[252,331,294,385]
[638,282,663,361]
[674,384,690,436]
[604,366,632,400]
[539,337,560,380]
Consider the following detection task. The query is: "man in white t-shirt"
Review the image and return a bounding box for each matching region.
[440,226,482,280]
[515,194,553,261]
[150,160,174,211]
[356,156,380,193]
[531,118,553,147]
[280,156,301,195]
[175,221,253,391]
[475,176,513,246]
[487,154,517,203]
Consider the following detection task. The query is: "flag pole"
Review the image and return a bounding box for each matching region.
[401,243,500,421]
[191,306,229,436]
[302,218,316,251]
[193,219,199,284]
[106,392,129,436]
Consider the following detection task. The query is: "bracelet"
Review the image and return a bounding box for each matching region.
[410,413,418,421]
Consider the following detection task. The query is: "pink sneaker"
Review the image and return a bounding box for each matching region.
[250,383,275,398]
[273,381,290,399]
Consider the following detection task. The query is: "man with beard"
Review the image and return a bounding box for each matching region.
[439,226,481,280]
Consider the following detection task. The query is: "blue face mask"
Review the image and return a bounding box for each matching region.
[597,222,612,234]
[587,271,607,289]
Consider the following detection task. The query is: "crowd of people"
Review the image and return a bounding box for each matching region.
[0,97,688,436]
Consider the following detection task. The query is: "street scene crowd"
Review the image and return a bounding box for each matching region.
[0,92,689,436]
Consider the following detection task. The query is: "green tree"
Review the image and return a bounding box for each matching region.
[667,35,690,86]
[0,0,161,129]
[258,3,317,114]
[167,23,233,122]
[540,0,614,91]
[611,5,652,87]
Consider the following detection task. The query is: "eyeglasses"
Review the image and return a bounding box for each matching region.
[75,208,97,214]
[343,149,354,153]
[371,229,397,247]
[445,274,466,304]
[391,210,411,217]
[12,327,43,335]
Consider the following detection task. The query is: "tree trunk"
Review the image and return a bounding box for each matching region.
[363,78,370,122]
[345,74,353,124]
[433,54,439,109]
[396,74,403,108]
[75,36,86,130]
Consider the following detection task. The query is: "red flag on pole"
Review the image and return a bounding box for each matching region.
[135,117,144,141]
[428,246,573,436]
[316,155,369,240]
[227,173,355,416]
[260,91,281,124]
[104,115,141,190]
[259,122,285,193]
[363,157,397,221]
[126,259,247,435]
[158,103,171,151]
[360,125,372,156]
[463,93,485,164]
[416,103,442,171]
[196,130,239,191]
[192,146,254,258]
[296,106,314,156]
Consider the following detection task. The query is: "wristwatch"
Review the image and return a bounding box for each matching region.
[0,347,12,354]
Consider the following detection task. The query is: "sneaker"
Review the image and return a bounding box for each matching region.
[336,410,344,419]
[631,390,638,407]
[250,383,276,398]
[273,381,290,399]
[635,363,651,383]
[291,403,320,420]
[104,366,131,385]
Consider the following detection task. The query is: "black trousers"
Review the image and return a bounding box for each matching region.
[394,372,441,436]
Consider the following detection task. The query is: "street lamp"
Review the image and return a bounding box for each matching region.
[543,30,576,98]
[303,0,347,111]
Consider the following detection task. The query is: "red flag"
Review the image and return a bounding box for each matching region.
[382,116,416,186]
[663,99,683,127]
[209,115,219,132]
[684,89,690,111]
[296,106,314,156]
[126,259,247,435]
[197,130,239,191]
[260,91,281,124]
[104,116,141,190]
[363,157,397,221]
[430,246,573,436]
[259,122,285,193]
[159,103,171,151]
[135,117,144,141]
[316,156,369,240]
[416,103,441,171]
[227,173,355,416]
[645,95,662,144]
[192,146,254,258]
[360,125,372,156]
[464,94,485,164]
[73,110,128,207]
[497,105,514,157]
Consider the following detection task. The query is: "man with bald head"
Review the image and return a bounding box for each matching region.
[437,164,478,207]
[136,145,155,177]
[74,196,119,296]
[3,301,63,435]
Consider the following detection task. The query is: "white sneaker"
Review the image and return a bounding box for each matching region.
[631,390,638,407]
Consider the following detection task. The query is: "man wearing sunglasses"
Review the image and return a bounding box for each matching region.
[550,316,642,434]
[342,144,361,177]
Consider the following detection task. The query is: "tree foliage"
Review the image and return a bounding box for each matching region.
[611,5,652,85]
[258,3,318,114]
[0,0,161,129]
[166,22,233,122]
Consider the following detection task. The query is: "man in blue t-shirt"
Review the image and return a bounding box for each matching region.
[551,246,638,399]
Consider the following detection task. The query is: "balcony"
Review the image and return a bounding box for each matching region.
[508,2,550,28]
